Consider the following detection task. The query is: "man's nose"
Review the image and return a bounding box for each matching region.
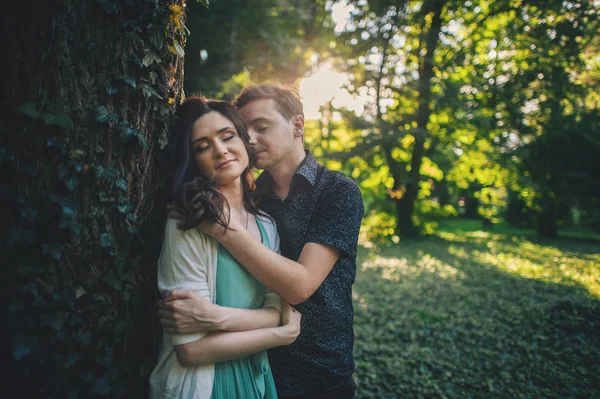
[248,130,258,146]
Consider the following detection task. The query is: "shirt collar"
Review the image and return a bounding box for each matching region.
[294,150,319,187]
[255,150,319,196]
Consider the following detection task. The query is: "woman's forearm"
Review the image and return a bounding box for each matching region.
[175,324,297,367]
[219,306,280,331]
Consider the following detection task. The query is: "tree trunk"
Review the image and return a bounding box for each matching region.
[393,0,446,238]
[537,194,559,238]
[2,0,185,396]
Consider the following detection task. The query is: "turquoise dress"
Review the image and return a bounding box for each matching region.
[210,218,278,399]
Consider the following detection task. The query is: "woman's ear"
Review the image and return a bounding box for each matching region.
[292,115,304,138]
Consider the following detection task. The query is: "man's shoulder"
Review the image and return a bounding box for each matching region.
[319,167,362,197]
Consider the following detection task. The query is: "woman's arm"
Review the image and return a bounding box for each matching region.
[175,302,300,367]
[159,290,281,333]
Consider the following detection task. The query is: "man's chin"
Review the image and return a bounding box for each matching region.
[254,159,271,171]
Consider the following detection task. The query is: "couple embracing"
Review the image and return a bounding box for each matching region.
[149,84,364,399]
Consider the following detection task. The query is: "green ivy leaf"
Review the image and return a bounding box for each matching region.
[41,312,64,331]
[12,335,39,361]
[64,175,79,192]
[42,112,74,128]
[131,53,144,68]
[17,102,40,119]
[20,207,39,222]
[117,204,130,214]
[42,244,62,261]
[105,84,118,95]
[59,218,82,236]
[18,257,39,275]
[141,84,163,99]
[103,270,122,291]
[100,232,115,249]
[77,331,92,345]
[7,227,35,245]
[95,106,118,123]
[196,0,209,9]
[159,128,169,150]
[0,147,16,163]
[137,134,149,150]
[116,179,128,192]
[142,51,162,67]
[98,0,117,14]
[120,75,137,88]
[119,125,137,138]
[69,149,86,160]
[47,137,67,154]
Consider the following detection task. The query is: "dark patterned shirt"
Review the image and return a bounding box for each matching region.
[257,151,364,397]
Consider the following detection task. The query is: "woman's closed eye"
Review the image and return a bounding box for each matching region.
[194,144,209,153]
[256,126,269,133]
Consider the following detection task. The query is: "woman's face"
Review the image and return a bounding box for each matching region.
[190,111,249,186]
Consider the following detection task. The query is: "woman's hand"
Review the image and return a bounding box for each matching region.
[278,301,301,345]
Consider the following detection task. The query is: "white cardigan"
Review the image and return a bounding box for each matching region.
[149,214,281,399]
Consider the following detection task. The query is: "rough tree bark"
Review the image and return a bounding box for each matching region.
[1,0,186,396]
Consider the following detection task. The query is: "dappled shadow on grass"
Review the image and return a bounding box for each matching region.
[352,231,600,399]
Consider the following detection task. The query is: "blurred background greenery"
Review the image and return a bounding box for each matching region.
[185,0,600,244]
[182,1,600,397]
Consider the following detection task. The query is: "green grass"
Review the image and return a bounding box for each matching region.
[353,220,600,398]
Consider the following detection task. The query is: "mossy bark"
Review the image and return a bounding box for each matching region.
[1,0,186,396]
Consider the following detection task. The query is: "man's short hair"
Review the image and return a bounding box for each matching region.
[233,83,304,121]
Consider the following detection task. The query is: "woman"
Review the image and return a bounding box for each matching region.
[149,97,300,399]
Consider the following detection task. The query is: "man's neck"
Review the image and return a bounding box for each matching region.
[267,146,306,198]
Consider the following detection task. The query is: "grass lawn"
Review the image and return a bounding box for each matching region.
[353,219,600,398]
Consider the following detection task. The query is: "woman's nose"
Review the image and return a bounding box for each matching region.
[214,142,228,157]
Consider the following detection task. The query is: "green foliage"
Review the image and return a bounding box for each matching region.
[3,0,186,396]
[354,221,600,398]
[317,0,600,239]
[183,0,334,97]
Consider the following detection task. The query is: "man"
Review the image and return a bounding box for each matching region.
[158,84,364,398]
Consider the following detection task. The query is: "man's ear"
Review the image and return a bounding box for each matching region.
[292,115,304,138]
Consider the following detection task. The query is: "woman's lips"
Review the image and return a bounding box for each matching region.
[215,159,236,169]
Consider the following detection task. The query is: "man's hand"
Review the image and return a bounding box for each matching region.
[278,301,301,345]
[199,217,243,240]
[157,290,224,334]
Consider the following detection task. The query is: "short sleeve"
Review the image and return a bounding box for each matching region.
[157,218,210,345]
[305,175,364,258]
[257,213,283,313]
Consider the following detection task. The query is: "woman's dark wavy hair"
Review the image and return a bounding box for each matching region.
[170,96,259,230]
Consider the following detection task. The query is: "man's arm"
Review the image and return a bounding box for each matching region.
[175,302,301,367]
[216,225,340,305]
[158,290,281,333]
[211,177,363,305]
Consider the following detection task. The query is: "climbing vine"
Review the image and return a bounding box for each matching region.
[1,0,199,396]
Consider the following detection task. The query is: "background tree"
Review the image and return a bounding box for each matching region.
[318,0,599,240]
[184,0,334,98]
[1,0,188,396]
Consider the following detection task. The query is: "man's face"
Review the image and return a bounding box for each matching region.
[238,98,296,171]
